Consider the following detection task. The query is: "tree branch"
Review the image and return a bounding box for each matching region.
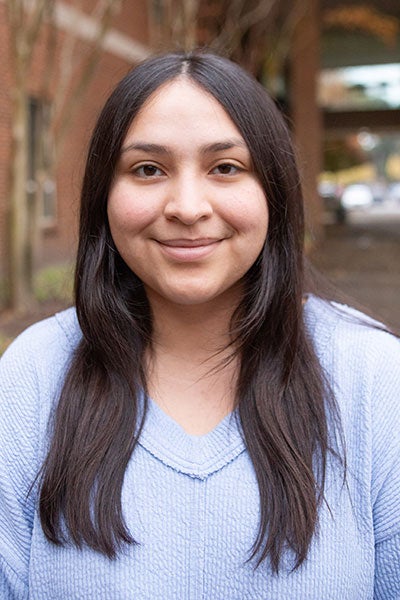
[6,0,31,79]
[26,0,55,51]
[54,0,123,152]
[40,1,58,100]
[211,0,278,54]
[263,0,308,83]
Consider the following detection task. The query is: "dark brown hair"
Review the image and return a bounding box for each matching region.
[39,51,344,572]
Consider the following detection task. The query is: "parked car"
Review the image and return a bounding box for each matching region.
[318,181,346,224]
[387,182,400,203]
[340,183,374,210]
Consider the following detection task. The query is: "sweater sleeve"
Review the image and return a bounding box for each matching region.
[374,534,400,600]
[0,332,44,599]
[370,333,400,598]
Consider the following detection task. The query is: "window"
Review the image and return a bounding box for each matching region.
[27,97,57,226]
[318,63,400,112]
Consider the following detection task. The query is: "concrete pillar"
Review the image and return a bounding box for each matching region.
[290,0,323,243]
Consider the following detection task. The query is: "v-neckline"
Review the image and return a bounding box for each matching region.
[137,398,246,480]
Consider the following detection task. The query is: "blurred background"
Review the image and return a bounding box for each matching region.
[0,0,399,350]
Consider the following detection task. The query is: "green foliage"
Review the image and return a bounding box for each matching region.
[0,333,12,355]
[323,139,365,172]
[0,277,8,309]
[0,264,74,356]
[33,264,74,303]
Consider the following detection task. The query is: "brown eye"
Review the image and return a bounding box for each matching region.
[134,164,164,178]
[212,163,240,175]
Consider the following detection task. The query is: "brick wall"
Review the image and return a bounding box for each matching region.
[0,0,150,280]
[0,4,13,283]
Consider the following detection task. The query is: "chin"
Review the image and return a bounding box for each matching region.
[152,282,242,309]
[165,292,219,306]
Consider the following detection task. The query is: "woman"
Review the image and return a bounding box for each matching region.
[0,51,399,599]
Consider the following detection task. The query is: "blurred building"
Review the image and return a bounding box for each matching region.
[291,0,400,234]
[0,1,150,298]
[319,1,400,225]
[0,0,399,305]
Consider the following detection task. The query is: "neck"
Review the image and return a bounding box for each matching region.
[144,291,242,435]
[148,294,239,362]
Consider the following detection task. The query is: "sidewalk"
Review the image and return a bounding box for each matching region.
[310,210,400,332]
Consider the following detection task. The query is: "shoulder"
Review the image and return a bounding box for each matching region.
[0,306,81,376]
[2,305,81,353]
[0,309,80,593]
[0,307,82,493]
[0,307,82,441]
[305,293,400,464]
[306,295,400,534]
[304,294,400,374]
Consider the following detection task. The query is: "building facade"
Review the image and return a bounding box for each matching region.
[0,0,151,304]
[1,0,399,309]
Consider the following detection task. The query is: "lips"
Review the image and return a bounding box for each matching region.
[159,238,220,247]
[156,238,222,261]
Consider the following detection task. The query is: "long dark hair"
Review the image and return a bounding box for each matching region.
[39,51,343,572]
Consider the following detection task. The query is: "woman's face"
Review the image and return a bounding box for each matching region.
[107,78,268,310]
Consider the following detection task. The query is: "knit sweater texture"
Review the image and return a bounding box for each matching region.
[0,296,399,599]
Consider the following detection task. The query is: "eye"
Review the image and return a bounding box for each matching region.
[211,163,241,176]
[133,164,165,178]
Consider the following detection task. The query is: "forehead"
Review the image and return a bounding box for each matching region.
[123,77,244,144]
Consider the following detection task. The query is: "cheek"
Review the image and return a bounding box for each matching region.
[107,182,157,234]
[226,185,268,238]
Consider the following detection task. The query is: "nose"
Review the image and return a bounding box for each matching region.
[163,173,213,225]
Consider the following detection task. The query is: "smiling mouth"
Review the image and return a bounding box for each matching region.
[159,238,220,247]
[156,238,222,261]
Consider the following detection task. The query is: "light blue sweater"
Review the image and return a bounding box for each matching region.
[0,296,399,599]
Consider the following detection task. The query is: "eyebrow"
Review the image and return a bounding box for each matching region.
[120,138,248,155]
[121,142,171,155]
[200,139,248,155]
